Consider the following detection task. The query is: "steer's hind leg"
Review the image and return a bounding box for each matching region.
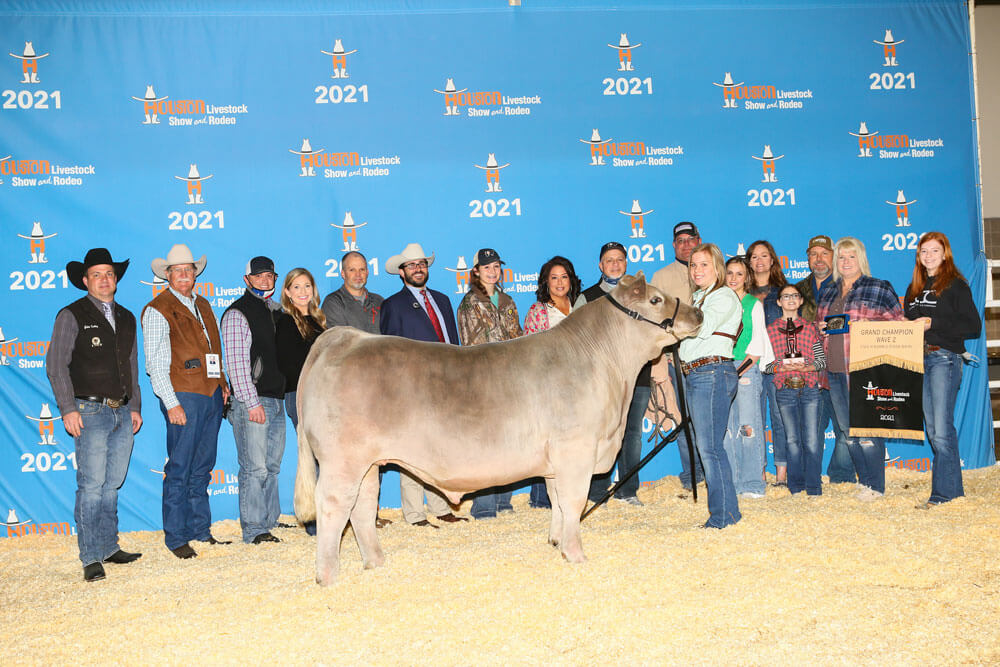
[545,477,562,548]
[314,466,359,586]
[350,464,384,570]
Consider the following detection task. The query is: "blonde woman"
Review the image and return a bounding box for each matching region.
[275,268,326,430]
[679,243,742,528]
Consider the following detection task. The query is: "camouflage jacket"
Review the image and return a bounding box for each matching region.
[456,288,522,346]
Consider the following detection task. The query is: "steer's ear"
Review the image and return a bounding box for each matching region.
[626,272,647,304]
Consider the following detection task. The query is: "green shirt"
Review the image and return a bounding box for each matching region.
[732,293,757,360]
[679,286,742,363]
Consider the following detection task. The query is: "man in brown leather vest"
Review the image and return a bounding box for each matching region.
[141,244,230,559]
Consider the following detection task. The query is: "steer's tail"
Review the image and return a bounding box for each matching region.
[293,423,317,524]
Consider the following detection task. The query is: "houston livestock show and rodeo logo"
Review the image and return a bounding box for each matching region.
[168,163,226,233]
[432,77,541,118]
[469,152,522,221]
[130,84,248,126]
[578,128,683,168]
[601,32,654,98]
[4,40,61,111]
[314,39,370,106]
[288,138,401,180]
[712,71,812,110]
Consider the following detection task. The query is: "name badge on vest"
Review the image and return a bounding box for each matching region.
[205,353,221,379]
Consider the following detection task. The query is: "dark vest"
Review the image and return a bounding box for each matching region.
[65,297,135,401]
[224,290,285,399]
[142,289,227,397]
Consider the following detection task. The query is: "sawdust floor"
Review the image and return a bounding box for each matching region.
[2,466,999,665]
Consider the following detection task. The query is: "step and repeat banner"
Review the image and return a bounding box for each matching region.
[1,0,991,536]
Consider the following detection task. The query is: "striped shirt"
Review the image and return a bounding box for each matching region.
[141,287,210,410]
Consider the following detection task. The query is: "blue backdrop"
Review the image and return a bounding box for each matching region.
[1,0,992,537]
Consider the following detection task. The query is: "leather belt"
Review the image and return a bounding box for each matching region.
[680,355,732,376]
[924,344,942,354]
[75,395,127,409]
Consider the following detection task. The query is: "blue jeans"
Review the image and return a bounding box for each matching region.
[73,400,135,565]
[775,385,823,495]
[589,385,651,501]
[229,396,286,542]
[669,359,704,488]
[723,362,766,495]
[529,480,550,508]
[470,487,514,519]
[761,373,787,468]
[924,349,965,503]
[822,389,856,483]
[161,388,223,550]
[684,361,741,528]
[827,372,885,494]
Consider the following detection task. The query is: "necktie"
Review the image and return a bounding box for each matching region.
[101,301,116,332]
[421,290,446,343]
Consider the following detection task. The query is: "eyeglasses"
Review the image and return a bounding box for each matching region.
[779,294,802,301]
[402,260,428,271]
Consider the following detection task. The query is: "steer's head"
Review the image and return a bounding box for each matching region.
[614,272,703,346]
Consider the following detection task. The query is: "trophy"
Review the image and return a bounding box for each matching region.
[780,317,805,388]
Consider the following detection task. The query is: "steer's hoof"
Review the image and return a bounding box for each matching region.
[548,537,560,549]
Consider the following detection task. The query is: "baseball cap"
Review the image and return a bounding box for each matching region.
[673,222,700,239]
[806,235,833,252]
[246,256,277,276]
[474,248,504,266]
[599,241,627,260]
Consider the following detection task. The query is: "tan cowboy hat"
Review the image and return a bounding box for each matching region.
[385,243,435,275]
[151,243,207,280]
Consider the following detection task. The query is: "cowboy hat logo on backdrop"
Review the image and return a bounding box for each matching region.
[331,211,368,252]
[474,153,510,193]
[711,71,811,110]
[874,29,903,67]
[580,128,682,168]
[9,41,49,84]
[0,327,50,371]
[444,256,471,295]
[2,154,94,188]
[288,138,400,180]
[3,508,74,539]
[751,145,784,183]
[469,153,523,220]
[16,221,57,264]
[25,403,61,445]
[321,39,357,79]
[848,122,939,159]
[175,164,213,205]
[0,326,17,366]
[2,508,31,531]
[886,190,917,228]
[620,200,653,239]
[433,78,540,118]
[607,33,641,72]
[130,84,246,127]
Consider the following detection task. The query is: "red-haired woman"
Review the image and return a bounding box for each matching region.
[904,232,981,507]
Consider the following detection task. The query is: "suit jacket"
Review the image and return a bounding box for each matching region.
[380,285,460,345]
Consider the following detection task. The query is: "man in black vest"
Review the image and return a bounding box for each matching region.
[575,241,649,506]
[221,256,287,544]
[45,248,143,582]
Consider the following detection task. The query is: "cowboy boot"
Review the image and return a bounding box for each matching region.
[350,241,358,251]
[21,71,30,83]
[186,194,195,205]
[342,242,350,252]
[1,356,9,366]
[638,227,646,238]
[30,71,40,83]
[340,68,348,78]
[625,59,633,72]
[195,193,204,205]
[28,252,39,264]
[38,252,47,263]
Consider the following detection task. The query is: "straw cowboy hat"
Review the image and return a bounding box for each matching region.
[713,72,744,88]
[289,138,322,155]
[752,145,785,161]
[445,256,470,273]
[175,164,213,182]
[620,199,654,216]
[151,244,207,280]
[386,243,435,275]
[849,122,878,137]
[9,42,49,60]
[886,190,917,206]
[580,129,612,145]
[17,221,57,240]
[66,247,130,291]
[433,78,467,94]
[131,85,168,102]
[330,211,368,230]
[321,39,357,56]
[874,29,903,46]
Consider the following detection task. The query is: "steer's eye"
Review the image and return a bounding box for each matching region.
[650,296,662,305]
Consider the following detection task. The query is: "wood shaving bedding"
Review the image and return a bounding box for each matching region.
[1,466,999,665]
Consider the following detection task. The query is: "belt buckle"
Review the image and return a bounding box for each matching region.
[106,398,122,409]
[785,376,805,390]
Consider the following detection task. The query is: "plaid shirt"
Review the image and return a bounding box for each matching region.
[765,317,827,389]
[816,274,903,366]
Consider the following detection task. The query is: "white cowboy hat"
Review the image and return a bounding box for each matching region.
[151,243,207,280]
[386,243,435,275]
[752,145,785,161]
[175,164,213,181]
[330,211,368,230]
[289,138,322,155]
[17,221,57,240]
[849,122,877,137]
[713,72,743,88]
[445,256,469,272]
[1,509,29,527]
[131,85,168,102]
[475,153,510,170]
[26,403,59,422]
[620,199,653,216]
[580,128,612,145]
[0,327,16,344]
[321,39,358,56]
[9,42,49,60]
[433,78,467,94]
[874,29,903,45]
[886,190,917,206]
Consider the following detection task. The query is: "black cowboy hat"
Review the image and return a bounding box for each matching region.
[66,248,130,291]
